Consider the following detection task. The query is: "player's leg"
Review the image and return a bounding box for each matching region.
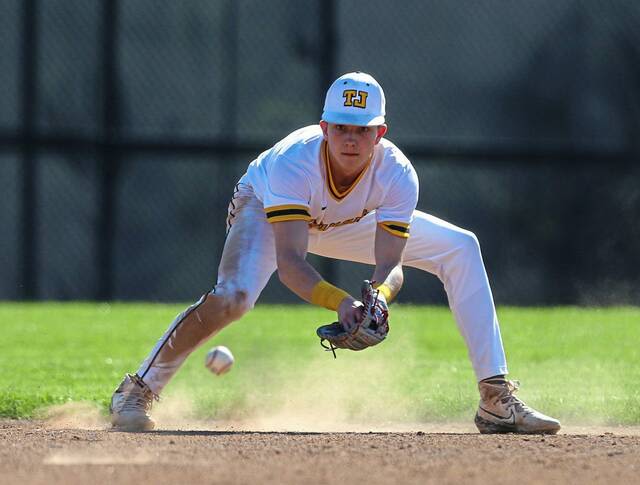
[111,182,277,431]
[401,212,559,433]
[135,183,276,395]
[402,212,508,381]
[309,210,559,434]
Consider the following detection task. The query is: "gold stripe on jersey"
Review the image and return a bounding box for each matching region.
[265,204,312,223]
[379,221,410,238]
[323,142,371,202]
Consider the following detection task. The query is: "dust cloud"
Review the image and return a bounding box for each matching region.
[40,402,108,430]
[153,347,458,432]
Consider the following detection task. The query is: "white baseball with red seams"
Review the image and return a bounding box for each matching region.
[205,346,234,375]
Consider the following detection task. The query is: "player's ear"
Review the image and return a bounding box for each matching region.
[319,120,329,140]
[375,124,388,143]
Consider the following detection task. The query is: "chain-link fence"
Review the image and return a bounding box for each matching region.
[1,0,639,304]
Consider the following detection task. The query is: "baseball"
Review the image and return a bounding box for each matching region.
[204,345,234,375]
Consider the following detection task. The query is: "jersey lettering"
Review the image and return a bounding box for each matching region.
[309,209,369,232]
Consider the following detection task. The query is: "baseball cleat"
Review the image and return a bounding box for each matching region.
[475,379,561,434]
[110,373,158,431]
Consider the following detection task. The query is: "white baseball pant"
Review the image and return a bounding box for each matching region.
[138,181,508,394]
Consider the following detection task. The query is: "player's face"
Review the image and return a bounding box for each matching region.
[320,121,388,170]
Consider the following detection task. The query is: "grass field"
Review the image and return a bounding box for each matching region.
[1,303,639,426]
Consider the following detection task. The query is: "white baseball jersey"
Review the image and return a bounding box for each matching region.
[243,125,419,238]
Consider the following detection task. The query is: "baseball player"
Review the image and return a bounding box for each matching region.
[110,72,560,434]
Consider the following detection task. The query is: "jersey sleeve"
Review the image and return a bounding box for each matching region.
[375,165,419,238]
[262,155,313,223]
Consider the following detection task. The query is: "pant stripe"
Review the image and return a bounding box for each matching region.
[138,293,209,380]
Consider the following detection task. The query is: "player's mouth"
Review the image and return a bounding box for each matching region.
[341,153,359,158]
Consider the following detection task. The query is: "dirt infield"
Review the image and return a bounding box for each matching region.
[2,420,639,485]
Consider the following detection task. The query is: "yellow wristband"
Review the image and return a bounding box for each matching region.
[374,283,393,302]
[311,280,350,311]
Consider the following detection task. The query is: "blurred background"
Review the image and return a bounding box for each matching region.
[1,0,638,304]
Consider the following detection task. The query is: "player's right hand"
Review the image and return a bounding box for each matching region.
[337,297,364,333]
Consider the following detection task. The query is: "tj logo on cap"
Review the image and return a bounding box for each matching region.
[343,89,368,109]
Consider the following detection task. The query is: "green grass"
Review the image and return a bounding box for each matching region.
[0,303,639,425]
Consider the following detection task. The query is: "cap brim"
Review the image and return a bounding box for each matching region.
[321,111,385,126]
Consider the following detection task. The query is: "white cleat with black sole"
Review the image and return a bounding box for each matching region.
[110,373,158,432]
[475,379,561,434]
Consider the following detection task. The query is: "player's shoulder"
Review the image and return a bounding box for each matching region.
[377,136,413,170]
[271,125,323,158]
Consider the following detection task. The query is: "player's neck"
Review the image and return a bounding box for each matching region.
[326,150,371,190]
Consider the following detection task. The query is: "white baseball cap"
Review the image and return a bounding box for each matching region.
[321,72,386,126]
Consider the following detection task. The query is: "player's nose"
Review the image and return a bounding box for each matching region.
[343,134,357,147]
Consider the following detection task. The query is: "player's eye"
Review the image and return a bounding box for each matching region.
[335,124,345,131]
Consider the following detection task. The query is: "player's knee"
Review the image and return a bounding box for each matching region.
[225,289,253,319]
[202,289,253,324]
[455,230,482,258]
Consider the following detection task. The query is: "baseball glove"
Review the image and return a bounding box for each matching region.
[316,280,389,358]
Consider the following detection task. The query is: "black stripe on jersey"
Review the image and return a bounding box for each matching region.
[266,208,311,219]
[384,223,410,234]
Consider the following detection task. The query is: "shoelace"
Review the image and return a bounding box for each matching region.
[119,376,159,413]
[120,390,157,413]
[499,380,533,416]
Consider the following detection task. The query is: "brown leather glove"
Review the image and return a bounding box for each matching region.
[316,280,389,357]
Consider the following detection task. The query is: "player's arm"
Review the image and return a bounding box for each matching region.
[370,224,408,302]
[372,162,417,302]
[272,220,363,329]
